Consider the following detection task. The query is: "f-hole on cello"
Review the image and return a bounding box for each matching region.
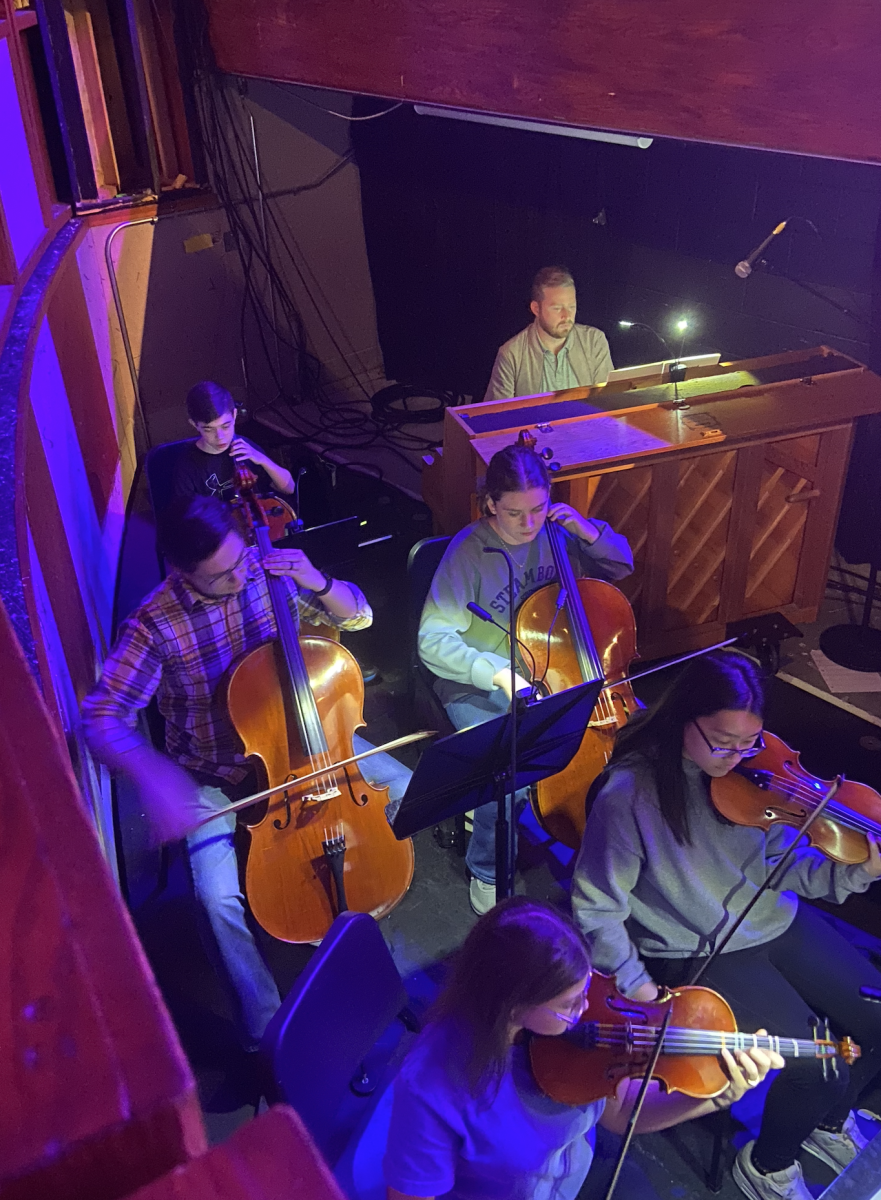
[225,474,414,943]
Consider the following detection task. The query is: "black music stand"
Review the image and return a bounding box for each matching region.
[389,681,603,898]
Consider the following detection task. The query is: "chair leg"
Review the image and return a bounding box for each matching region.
[350,1060,378,1096]
[706,1110,730,1193]
[433,814,469,855]
[398,1005,420,1033]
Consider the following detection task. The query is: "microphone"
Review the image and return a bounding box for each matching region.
[466,601,495,624]
[735,220,788,279]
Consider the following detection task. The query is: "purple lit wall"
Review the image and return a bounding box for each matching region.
[0,38,45,270]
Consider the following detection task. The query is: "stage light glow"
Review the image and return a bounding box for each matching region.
[674,318,689,333]
[618,321,633,329]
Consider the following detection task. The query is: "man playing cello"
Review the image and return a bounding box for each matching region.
[82,495,411,1049]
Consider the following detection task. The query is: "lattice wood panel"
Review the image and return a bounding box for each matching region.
[665,450,737,629]
[590,466,652,608]
[743,453,813,615]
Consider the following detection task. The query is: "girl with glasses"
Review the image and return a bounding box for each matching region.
[571,649,881,1200]
[384,897,778,1200]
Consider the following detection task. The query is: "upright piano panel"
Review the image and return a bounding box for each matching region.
[424,348,881,659]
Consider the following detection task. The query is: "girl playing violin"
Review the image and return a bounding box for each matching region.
[572,649,881,1200]
[418,440,633,913]
[384,896,781,1200]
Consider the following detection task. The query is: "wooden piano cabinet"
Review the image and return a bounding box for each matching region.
[589,424,854,659]
[423,348,881,660]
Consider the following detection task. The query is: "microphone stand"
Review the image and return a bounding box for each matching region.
[483,546,519,900]
[601,772,841,1200]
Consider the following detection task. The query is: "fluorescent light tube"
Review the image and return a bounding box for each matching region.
[413,105,652,149]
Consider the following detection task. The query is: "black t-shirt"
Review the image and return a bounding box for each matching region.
[170,441,272,503]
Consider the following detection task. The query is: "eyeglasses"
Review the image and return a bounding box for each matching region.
[692,719,765,759]
[202,544,251,586]
[543,982,590,1023]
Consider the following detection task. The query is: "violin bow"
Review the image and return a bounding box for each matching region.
[190,730,437,830]
[602,773,843,1200]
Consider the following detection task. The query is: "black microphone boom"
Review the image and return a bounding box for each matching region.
[466,600,538,689]
[735,220,788,279]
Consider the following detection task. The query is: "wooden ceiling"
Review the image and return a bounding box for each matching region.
[203,0,881,164]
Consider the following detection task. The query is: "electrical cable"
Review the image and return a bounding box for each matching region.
[177,4,447,478]
[269,83,404,122]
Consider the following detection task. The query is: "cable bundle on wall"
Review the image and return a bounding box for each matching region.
[176,3,446,480]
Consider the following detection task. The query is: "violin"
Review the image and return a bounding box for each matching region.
[514,431,639,850]
[529,972,860,1107]
[224,471,414,943]
[711,730,881,864]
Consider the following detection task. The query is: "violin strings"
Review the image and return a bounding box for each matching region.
[583,1024,836,1056]
[754,775,881,837]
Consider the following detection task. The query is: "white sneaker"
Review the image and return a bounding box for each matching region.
[802,1111,870,1172]
[733,1141,811,1200]
[469,877,496,915]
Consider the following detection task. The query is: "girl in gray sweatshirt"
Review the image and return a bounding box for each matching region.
[571,649,881,1200]
[417,438,632,912]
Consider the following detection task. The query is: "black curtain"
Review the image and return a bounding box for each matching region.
[353,103,880,403]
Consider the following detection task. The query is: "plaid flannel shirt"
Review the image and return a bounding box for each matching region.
[81,548,372,783]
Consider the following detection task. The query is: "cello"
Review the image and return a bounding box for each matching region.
[529,971,860,1107]
[225,474,414,944]
[514,434,639,850]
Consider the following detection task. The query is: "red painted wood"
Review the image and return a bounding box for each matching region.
[204,0,881,164]
[124,1107,347,1200]
[0,598,205,1200]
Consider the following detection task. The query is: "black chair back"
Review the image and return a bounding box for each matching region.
[261,912,409,1164]
[406,537,454,731]
[145,438,197,516]
[407,535,451,629]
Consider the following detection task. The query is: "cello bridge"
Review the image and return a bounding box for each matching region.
[300,784,342,805]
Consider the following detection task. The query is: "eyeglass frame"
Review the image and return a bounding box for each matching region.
[542,979,591,1023]
[691,718,765,759]
[188,542,253,589]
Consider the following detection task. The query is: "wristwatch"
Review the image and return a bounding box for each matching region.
[313,572,334,597]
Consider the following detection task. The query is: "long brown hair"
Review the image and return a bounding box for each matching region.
[431,897,591,1093]
[478,442,550,516]
[606,648,766,844]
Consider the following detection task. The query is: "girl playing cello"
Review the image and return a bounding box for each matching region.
[572,649,881,1200]
[418,440,633,913]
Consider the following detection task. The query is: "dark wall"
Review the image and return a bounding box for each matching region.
[353,106,881,398]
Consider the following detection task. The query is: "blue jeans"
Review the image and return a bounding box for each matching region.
[445,691,528,885]
[186,737,411,1049]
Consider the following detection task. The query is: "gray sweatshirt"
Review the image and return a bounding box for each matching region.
[418,518,634,705]
[571,754,875,996]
